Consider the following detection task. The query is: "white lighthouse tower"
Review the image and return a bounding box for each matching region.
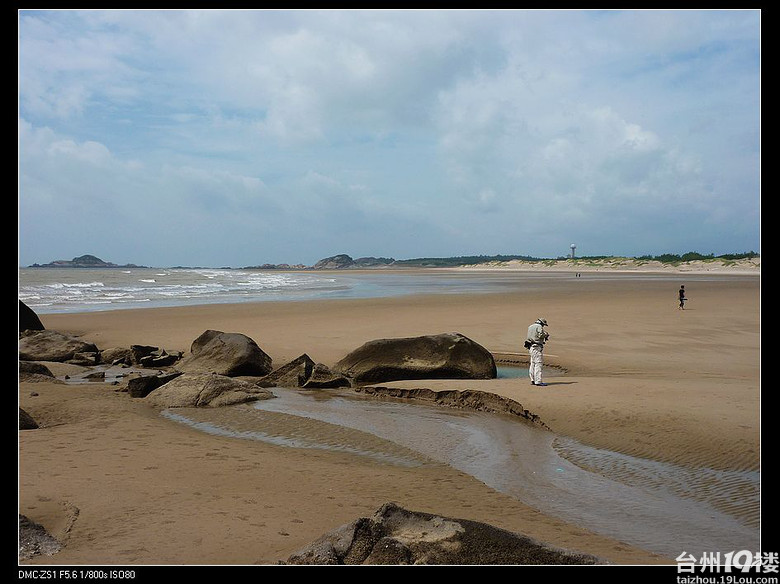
[570,244,576,259]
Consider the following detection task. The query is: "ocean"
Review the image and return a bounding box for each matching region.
[19,266,730,315]
[17,266,574,314]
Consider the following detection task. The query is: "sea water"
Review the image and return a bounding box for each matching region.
[19,267,730,314]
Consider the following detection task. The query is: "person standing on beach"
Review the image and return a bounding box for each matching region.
[525,318,549,386]
[679,285,686,310]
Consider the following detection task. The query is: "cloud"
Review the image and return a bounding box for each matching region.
[18,10,760,266]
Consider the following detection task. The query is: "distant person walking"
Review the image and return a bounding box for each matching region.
[678,285,686,310]
[525,317,550,386]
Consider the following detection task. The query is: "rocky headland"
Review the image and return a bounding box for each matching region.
[28,254,147,269]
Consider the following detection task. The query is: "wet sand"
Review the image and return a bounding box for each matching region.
[18,271,761,565]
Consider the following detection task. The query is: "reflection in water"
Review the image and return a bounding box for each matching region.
[165,387,759,559]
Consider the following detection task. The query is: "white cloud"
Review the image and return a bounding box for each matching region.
[18,10,760,265]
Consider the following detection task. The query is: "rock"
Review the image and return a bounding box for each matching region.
[139,349,182,368]
[100,347,134,366]
[131,345,159,364]
[68,352,100,366]
[19,330,99,363]
[19,408,39,430]
[19,300,45,332]
[19,361,55,381]
[302,363,351,389]
[258,356,350,389]
[127,372,183,398]
[257,354,315,388]
[334,332,497,384]
[144,373,274,408]
[119,345,183,367]
[19,515,61,560]
[353,386,548,428]
[177,330,273,377]
[286,502,602,565]
[188,329,225,353]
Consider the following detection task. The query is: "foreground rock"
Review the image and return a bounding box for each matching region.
[144,373,273,408]
[19,300,45,332]
[285,502,602,565]
[177,330,273,377]
[334,333,497,384]
[19,330,98,363]
[19,515,61,560]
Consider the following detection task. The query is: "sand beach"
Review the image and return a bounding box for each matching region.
[18,265,761,566]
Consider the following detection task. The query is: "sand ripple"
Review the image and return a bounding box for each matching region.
[162,404,432,468]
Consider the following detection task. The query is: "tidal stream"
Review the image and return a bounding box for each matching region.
[164,384,759,560]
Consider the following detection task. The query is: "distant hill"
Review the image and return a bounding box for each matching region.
[28,254,148,268]
[394,254,541,268]
[312,255,397,269]
[310,251,759,269]
[310,254,544,269]
[241,263,309,270]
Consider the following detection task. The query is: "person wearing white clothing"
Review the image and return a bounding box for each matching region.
[525,318,549,386]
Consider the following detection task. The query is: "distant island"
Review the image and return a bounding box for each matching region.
[26,251,760,271]
[28,254,148,269]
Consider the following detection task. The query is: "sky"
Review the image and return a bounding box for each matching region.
[18,9,761,268]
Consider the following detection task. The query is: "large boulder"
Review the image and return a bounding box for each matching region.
[19,330,98,363]
[285,502,602,565]
[334,333,496,384]
[177,330,272,377]
[144,373,273,408]
[19,301,45,332]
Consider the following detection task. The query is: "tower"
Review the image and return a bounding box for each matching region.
[570,244,576,259]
